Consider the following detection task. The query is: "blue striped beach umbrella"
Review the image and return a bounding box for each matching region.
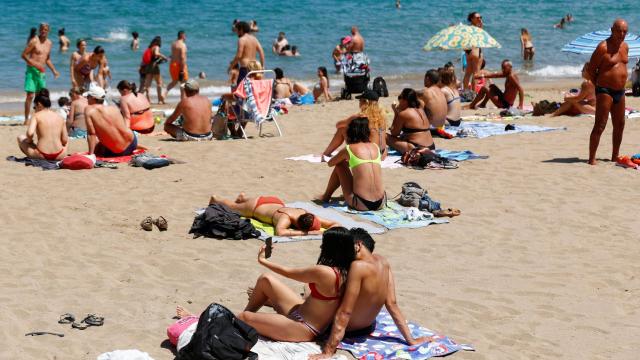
[562,30,640,57]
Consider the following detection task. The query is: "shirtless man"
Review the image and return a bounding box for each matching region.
[421,69,448,128]
[58,28,70,52]
[167,31,188,96]
[587,19,629,165]
[22,23,59,125]
[84,86,138,157]
[68,87,88,137]
[347,26,365,53]
[17,91,68,161]
[463,12,484,90]
[74,46,106,89]
[468,59,524,110]
[309,228,430,359]
[163,79,214,141]
[229,21,265,86]
[272,32,288,54]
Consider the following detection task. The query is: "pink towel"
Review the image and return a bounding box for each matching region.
[234,79,273,116]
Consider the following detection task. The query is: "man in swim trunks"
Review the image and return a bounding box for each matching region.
[587,19,629,165]
[347,26,365,53]
[166,31,188,97]
[309,228,431,359]
[74,46,106,90]
[84,86,138,157]
[209,193,337,236]
[17,91,68,161]
[163,80,214,141]
[22,23,59,125]
[467,59,524,110]
[229,21,265,87]
[68,87,88,138]
[421,69,448,128]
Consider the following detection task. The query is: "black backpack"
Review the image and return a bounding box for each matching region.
[176,303,258,360]
[372,76,389,97]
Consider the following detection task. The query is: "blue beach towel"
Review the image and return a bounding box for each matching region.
[444,121,565,139]
[339,309,474,359]
[328,201,448,230]
[434,149,489,161]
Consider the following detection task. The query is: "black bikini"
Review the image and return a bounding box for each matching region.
[596,86,625,104]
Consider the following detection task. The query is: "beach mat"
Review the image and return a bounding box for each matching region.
[6,156,59,170]
[327,201,449,230]
[338,309,474,359]
[252,339,347,360]
[254,201,386,243]
[444,121,566,138]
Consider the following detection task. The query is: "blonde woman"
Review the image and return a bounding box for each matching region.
[246,60,264,79]
[321,89,387,160]
[520,29,535,61]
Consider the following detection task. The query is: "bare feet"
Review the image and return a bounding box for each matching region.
[588,159,597,165]
[209,195,218,205]
[314,194,330,203]
[176,306,193,319]
[235,192,247,203]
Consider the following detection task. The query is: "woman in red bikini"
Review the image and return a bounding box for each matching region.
[17,90,68,161]
[209,193,337,236]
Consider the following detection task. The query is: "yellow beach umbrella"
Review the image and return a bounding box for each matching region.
[423,23,501,51]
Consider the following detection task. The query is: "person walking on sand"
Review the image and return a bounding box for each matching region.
[22,23,59,125]
[229,21,265,86]
[141,36,168,104]
[587,19,629,165]
[167,31,188,97]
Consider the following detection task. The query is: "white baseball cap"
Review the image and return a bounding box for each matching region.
[83,85,106,99]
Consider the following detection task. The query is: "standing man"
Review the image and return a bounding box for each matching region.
[22,23,59,125]
[347,26,365,53]
[167,31,188,96]
[587,19,629,165]
[228,21,265,86]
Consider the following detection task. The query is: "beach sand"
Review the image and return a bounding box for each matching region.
[1,80,639,359]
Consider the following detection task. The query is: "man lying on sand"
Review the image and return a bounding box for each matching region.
[209,193,337,236]
[467,59,524,110]
[17,90,68,161]
[84,85,139,157]
[163,79,213,141]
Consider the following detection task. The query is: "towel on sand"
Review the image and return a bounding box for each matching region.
[6,156,59,170]
[251,201,385,242]
[96,349,155,360]
[444,121,565,138]
[328,201,449,230]
[338,309,474,359]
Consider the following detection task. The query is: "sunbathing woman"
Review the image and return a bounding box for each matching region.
[387,88,435,154]
[313,66,332,102]
[209,193,337,236]
[551,63,595,117]
[117,80,154,133]
[319,117,386,211]
[176,227,355,342]
[321,89,387,161]
[439,68,462,126]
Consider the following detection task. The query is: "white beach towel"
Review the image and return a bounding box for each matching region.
[96,349,154,360]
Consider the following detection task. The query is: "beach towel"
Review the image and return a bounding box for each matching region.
[96,349,155,360]
[6,156,59,170]
[338,309,474,359]
[444,121,565,139]
[251,339,347,360]
[0,115,24,123]
[328,201,449,230]
[249,201,385,243]
[234,78,276,125]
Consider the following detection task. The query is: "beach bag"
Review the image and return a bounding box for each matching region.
[397,181,425,208]
[141,48,152,65]
[61,154,95,170]
[167,316,199,346]
[211,108,228,140]
[372,77,389,97]
[176,303,258,360]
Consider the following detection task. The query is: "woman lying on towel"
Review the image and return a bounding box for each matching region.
[551,62,595,117]
[209,193,338,236]
[318,117,387,211]
[176,227,356,341]
[321,89,387,160]
[387,88,435,154]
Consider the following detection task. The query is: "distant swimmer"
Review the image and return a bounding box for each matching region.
[21,23,59,125]
[228,21,265,86]
[272,32,288,54]
[565,13,574,23]
[554,18,566,29]
[74,46,106,89]
[348,26,365,53]
[167,30,189,97]
[58,28,70,52]
[250,20,259,33]
[587,19,629,165]
[279,45,300,57]
[17,90,68,161]
[396,0,401,9]
[131,31,139,51]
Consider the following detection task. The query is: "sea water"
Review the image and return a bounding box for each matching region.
[1,0,639,107]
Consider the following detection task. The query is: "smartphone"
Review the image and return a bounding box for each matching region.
[265,237,273,259]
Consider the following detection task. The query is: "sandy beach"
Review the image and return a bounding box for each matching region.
[1,80,639,359]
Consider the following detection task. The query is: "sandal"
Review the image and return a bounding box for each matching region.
[154,216,168,231]
[82,314,105,326]
[433,208,461,218]
[58,313,75,324]
[140,216,153,231]
[71,322,88,330]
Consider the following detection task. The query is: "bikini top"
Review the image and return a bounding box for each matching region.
[308,267,341,301]
[346,143,381,169]
[401,109,430,134]
[441,87,460,104]
[272,209,321,231]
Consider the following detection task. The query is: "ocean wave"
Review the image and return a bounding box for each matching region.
[93,28,130,43]
[526,65,582,78]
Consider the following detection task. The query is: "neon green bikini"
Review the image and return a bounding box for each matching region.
[346,143,381,169]
[345,143,386,211]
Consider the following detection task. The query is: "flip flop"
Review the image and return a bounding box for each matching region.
[82,314,105,326]
[616,156,638,169]
[154,216,168,231]
[71,322,88,330]
[140,216,153,231]
[58,313,75,324]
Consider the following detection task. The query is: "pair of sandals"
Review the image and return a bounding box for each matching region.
[141,216,168,231]
[433,208,461,218]
[58,313,104,330]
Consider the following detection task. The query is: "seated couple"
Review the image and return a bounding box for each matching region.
[164,79,214,141]
[17,90,68,161]
[318,116,386,211]
[467,59,525,110]
[176,227,429,357]
[209,193,337,236]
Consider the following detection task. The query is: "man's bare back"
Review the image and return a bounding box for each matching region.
[85,104,133,153]
[422,87,448,128]
[349,27,365,53]
[344,254,389,330]
[238,34,264,67]
[179,95,213,134]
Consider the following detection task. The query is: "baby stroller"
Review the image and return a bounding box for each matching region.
[340,52,370,99]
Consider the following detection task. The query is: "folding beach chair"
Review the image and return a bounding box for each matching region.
[231,70,283,139]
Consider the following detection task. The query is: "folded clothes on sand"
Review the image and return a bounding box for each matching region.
[328,201,448,230]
